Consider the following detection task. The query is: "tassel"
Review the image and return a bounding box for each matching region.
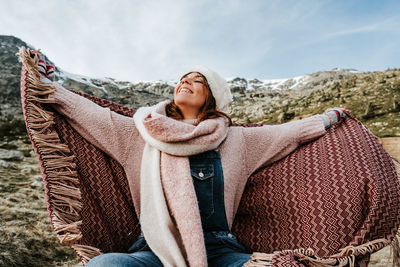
[17,46,102,265]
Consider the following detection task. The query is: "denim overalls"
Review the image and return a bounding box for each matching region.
[188,149,251,266]
[87,150,251,267]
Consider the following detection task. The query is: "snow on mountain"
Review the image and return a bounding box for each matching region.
[57,70,111,93]
[55,63,358,94]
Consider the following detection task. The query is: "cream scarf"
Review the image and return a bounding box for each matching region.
[133,100,229,267]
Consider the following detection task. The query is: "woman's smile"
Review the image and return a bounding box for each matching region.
[178,87,193,94]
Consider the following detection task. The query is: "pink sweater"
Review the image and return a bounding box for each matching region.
[50,83,327,229]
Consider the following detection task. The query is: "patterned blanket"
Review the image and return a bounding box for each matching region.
[18,47,400,266]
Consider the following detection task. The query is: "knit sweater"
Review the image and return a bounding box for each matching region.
[49,83,327,233]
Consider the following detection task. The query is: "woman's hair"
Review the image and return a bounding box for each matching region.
[166,72,232,125]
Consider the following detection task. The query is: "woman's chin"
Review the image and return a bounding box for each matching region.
[174,98,202,111]
[174,95,192,105]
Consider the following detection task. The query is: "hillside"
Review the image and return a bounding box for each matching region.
[1,35,399,141]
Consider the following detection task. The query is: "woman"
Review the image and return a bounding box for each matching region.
[37,54,345,267]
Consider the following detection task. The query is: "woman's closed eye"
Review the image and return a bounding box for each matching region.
[179,79,204,83]
[179,79,204,84]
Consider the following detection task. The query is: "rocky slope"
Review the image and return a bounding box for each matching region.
[228,68,400,136]
[1,35,399,141]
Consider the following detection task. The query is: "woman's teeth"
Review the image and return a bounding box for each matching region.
[179,88,192,94]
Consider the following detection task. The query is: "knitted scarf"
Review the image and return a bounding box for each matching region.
[133,100,229,267]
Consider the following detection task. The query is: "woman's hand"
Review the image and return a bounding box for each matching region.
[29,50,55,82]
[334,107,350,115]
[324,107,347,118]
[28,50,56,100]
[322,107,348,130]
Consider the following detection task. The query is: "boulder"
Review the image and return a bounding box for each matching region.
[0,159,11,168]
[0,148,24,161]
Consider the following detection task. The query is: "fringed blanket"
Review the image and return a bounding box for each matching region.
[18,47,400,266]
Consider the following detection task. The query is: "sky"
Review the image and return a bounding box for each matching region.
[1,0,400,82]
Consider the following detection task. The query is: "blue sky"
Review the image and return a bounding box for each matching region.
[1,0,400,81]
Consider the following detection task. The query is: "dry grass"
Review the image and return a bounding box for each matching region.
[0,138,80,267]
[380,137,400,162]
[369,245,394,266]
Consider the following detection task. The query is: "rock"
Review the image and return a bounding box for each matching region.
[0,159,11,168]
[362,101,376,120]
[21,166,35,174]
[277,113,284,123]
[21,149,33,157]
[0,148,24,161]
[31,181,43,188]
[0,143,18,149]
[32,175,42,181]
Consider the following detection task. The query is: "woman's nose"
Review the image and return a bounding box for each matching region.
[181,77,191,84]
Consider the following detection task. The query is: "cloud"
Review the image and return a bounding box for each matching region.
[321,17,400,40]
[1,0,329,80]
[0,0,195,80]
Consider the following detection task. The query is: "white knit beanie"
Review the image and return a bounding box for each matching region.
[183,65,233,112]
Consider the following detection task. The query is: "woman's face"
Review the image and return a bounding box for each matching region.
[174,72,208,112]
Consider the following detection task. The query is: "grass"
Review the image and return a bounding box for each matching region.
[0,138,80,267]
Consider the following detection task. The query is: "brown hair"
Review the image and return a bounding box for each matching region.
[166,72,232,125]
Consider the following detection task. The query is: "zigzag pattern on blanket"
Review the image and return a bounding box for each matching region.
[53,111,140,252]
[233,108,400,265]
[50,87,140,253]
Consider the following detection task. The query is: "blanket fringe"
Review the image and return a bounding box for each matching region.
[243,252,273,267]
[17,47,98,265]
[71,244,102,263]
[244,238,391,266]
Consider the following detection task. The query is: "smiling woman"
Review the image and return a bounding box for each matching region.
[166,69,233,125]
[175,72,209,112]
[20,47,395,267]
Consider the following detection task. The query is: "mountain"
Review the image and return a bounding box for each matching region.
[0,35,399,141]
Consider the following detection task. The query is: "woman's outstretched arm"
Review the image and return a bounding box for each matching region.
[243,110,345,176]
[45,78,137,166]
